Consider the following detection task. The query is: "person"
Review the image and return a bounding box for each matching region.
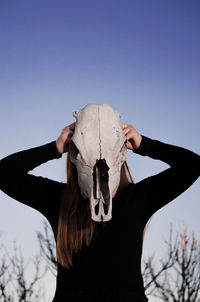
[0,107,199,302]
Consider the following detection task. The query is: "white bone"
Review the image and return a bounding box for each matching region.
[69,104,127,222]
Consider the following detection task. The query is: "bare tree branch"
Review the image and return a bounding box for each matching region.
[1,240,47,302]
[143,223,200,302]
[36,220,57,277]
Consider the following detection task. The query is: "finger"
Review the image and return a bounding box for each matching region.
[68,130,74,137]
[122,123,129,129]
[63,124,75,132]
[126,130,134,141]
[123,126,132,135]
[69,122,76,129]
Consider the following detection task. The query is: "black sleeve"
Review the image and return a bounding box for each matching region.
[0,140,66,221]
[128,135,200,218]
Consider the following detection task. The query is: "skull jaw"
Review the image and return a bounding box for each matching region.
[77,167,122,223]
[76,173,113,222]
[90,198,112,222]
[91,164,113,222]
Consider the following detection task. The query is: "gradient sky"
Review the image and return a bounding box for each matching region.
[0,1,200,301]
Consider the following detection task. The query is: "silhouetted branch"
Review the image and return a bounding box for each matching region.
[1,240,47,302]
[143,223,200,302]
[36,220,57,277]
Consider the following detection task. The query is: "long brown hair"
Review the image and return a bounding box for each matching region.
[56,152,146,268]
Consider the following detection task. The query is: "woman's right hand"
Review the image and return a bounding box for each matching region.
[56,122,76,154]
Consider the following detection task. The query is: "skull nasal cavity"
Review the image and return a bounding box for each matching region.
[94,200,108,215]
[103,203,108,215]
[95,203,99,215]
[95,158,109,182]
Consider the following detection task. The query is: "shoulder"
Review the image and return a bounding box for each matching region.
[115,182,137,204]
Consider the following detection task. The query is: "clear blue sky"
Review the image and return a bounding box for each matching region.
[0,1,199,301]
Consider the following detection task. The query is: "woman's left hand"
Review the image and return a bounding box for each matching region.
[121,123,142,151]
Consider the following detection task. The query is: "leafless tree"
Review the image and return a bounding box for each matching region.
[36,220,57,277]
[0,238,47,302]
[0,242,14,301]
[143,223,200,302]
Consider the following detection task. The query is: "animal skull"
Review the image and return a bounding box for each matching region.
[69,104,127,222]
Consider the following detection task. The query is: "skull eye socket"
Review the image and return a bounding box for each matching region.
[69,140,80,158]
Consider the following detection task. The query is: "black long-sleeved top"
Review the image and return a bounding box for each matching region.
[0,135,199,302]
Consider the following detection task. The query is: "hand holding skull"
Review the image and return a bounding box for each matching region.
[121,123,142,151]
[56,122,76,154]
